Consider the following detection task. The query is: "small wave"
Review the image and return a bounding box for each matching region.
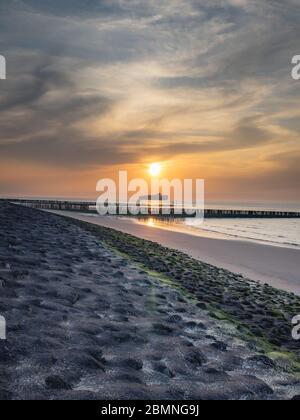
[185,220,300,250]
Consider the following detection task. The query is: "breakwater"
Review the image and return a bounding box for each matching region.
[5,199,300,218]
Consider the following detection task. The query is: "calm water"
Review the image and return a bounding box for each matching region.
[14,197,299,250]
[133,217,300,250]
[75,200,300,250]
[132,202,300,250]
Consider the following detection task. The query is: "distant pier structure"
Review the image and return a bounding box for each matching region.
[5,198,300,219]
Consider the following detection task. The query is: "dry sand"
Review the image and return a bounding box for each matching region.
[48,212,300,296]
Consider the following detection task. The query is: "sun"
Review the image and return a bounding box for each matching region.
[149,163,161,177]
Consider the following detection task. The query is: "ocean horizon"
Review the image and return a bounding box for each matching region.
[3,196,300,213]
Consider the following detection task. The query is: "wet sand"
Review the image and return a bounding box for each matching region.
[47,212,300,296]
[0,203,299,400]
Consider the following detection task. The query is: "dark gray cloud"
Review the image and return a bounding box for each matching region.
[157,1,300,91]
[0,132,136,166]
[0,0,128,19]
[0,61,72,111]
[0,0,299,199]
[0,55,113,147]
[0,114,273,167]
[20,0,126,17]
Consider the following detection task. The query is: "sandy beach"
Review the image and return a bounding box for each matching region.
[2,0,300,404]
[48,211,300,296]
[0,203,299,400]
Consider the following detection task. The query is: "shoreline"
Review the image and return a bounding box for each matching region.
[1,203,300,400]
[47,211,300,296]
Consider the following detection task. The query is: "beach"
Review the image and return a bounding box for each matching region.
[48,211,300,296]
[0,203,299,400]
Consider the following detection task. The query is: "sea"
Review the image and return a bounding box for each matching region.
[132,202,300,250]
[9,197,300,250]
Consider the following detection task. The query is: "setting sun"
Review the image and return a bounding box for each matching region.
[149,163,161,177]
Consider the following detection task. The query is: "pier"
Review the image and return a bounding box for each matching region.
[5,199,300,218]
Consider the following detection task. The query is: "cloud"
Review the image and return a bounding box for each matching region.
[0,114,274,168]
[0,0,299,199]
[1,0,128,19]
[0,60,72,111]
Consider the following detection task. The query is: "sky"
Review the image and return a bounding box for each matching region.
[0,0,300,203]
